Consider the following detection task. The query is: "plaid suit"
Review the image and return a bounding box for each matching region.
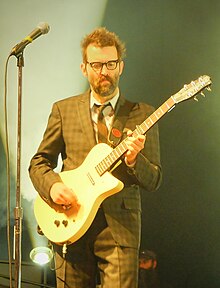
[29,91,162,287]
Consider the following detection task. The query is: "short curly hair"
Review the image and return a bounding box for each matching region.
[81,27,126,63]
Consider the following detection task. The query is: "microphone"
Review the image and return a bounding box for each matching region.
[10,22,50,56]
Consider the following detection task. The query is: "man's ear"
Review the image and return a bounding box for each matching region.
[80,62,87,77]
[119,60,124,76]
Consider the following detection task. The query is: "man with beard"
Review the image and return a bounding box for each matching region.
[29,27,162,288]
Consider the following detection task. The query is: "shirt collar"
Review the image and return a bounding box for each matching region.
[90,91,119,110]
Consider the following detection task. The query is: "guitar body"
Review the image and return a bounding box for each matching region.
[34,75,212,245]
[34,143,124,245]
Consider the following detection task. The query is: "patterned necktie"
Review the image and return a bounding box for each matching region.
[96,104,110,143]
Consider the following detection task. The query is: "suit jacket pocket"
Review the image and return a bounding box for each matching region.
[122,197,141,212]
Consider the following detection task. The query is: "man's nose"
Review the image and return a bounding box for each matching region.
[100,63,108,75]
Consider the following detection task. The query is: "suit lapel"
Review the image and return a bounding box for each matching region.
[77,92,96,148]
[114,94,126,115]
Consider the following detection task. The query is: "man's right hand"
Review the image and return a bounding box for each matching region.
[50,182,80,210]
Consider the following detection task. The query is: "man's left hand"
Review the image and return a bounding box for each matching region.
[124,130,146,166]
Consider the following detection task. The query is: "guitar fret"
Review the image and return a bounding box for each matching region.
[121,141,128,152]
[118,145,124,155]
[132,130,138,137]
[139,124,146,135]
[141,122,149,133]
[149,117,154,125]
[154,108,164,120]
[145,120,153,130]
[169,96,176,106]
[98,163,105,174]
[151,113,158,123]
[159,106,164,115]
[160,103,168,113]
[102,160,108,170]
[136,125,143,135]
[165,101,170,109]
[156,107,164,118]
[96,164,102,175]
[109,152,116,162]
[95,144,125,176]
[154,111,159,120]
[114,147,121,158]
[105,156,111,167]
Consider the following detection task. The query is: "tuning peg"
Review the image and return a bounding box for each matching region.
[200,91,205,97]
[206,86,211,91]
[194,96,199,102]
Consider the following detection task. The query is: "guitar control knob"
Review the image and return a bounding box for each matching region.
[54,220,60,227]
[62,220,68,227]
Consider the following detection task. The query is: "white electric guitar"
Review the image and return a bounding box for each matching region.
[34,75,212,245]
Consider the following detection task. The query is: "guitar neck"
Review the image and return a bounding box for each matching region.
[95,96,176,175]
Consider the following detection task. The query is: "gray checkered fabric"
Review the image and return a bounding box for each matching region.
[29,90,162,288]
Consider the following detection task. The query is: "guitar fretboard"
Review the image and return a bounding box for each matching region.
[95,96,176,176]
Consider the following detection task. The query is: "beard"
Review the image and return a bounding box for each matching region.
[91,74,119,97]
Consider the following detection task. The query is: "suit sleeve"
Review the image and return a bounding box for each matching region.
[126,102,162,192]
[29,103,64,205]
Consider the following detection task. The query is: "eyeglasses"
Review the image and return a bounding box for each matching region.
[86,60,119,72]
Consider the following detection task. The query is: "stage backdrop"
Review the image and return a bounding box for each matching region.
[0,1,220,287]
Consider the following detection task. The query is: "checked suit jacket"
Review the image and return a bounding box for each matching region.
[29,91,162,249]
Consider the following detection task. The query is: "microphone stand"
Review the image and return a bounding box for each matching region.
[13,51,24,288]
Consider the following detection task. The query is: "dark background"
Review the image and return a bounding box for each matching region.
[1,0,220,287]
[102,1,220,287]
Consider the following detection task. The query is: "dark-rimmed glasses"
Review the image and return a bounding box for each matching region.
[86,60,119,72]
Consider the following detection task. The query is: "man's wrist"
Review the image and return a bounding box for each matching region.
[125,157,136,168]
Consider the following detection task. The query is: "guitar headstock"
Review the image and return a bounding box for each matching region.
[173,75,212,104]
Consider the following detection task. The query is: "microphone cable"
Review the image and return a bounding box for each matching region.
[3,54,13,288]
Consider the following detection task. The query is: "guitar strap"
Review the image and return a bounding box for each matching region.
[109,99,136,147]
